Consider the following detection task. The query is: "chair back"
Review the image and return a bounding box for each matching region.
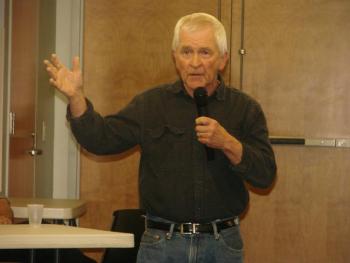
[102,209,146,263]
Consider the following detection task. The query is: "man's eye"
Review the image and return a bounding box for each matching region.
[200,49,211,57]
[181,49,192,55]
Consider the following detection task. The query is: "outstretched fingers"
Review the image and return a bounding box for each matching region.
[51,54,63,70]
[49,78,58,87]
[72,56,80,73]
[44,63,56,78]
[44,54,66,89]
[43,60,57,86]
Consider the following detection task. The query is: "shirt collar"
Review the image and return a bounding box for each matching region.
[169,75,226,101]
[214,75,226,101]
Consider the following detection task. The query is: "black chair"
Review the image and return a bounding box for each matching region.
[101,209,146,263]
[0,249,29,262]
[0,248,96,263]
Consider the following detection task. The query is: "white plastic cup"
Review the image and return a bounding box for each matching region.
[27,204,44,227]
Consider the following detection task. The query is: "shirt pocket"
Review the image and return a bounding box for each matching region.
[143,125,188,176]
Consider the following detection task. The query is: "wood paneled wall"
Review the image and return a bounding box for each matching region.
[242,0,350,137]
[242,147,350,262]
[239,0,350,262]
[82,1,350,262]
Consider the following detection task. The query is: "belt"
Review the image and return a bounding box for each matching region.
[146,217,238,235]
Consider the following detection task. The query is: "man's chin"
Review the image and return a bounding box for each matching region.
[186,81,206,89]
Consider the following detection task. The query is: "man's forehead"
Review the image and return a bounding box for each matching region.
[178,44,212,51]
[180,25,215,37]
[178,27,218,50]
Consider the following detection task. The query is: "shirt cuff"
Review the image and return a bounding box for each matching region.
[229,143,250,173]
[66,98,93,122]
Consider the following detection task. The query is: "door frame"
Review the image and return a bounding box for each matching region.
[0,0,11,196]
[0,0,4,194]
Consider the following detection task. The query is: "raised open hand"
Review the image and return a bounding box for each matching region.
[44,54,87,117]
[44,54,83,99]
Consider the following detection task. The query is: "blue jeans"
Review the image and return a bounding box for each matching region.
[136,223,244,263]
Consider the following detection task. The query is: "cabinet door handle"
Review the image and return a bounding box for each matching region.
[27,149,43,156]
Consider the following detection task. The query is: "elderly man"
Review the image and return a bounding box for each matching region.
[45,12,276,263]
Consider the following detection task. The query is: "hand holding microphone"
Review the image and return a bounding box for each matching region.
[194,87,241,163]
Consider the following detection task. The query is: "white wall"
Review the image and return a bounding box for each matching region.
[53,0,83,198]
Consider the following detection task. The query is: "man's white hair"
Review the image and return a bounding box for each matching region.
[172,12,228,56]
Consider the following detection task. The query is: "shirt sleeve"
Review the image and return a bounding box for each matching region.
[67,97,143,155]
[229,100,277,189]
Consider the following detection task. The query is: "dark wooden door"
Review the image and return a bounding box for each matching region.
[8,0,38,197]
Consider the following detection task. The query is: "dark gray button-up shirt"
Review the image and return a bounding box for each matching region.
[68,78,276,223]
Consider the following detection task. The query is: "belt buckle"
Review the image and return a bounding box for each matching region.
[180,223,200,235]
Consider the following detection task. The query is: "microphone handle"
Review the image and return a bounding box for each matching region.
[197,106,215,161]
[197,105,208,117]
[205,146,215,161]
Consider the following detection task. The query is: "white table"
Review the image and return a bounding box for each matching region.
[0,224,134,263]
[0,224,134,249]
[9,198,87,225]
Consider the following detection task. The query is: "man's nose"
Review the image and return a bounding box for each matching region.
[190,53,202,67]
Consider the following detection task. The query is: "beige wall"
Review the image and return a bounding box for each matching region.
[53,0,83,199]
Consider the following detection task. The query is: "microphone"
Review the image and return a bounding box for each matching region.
[194,87,215,161]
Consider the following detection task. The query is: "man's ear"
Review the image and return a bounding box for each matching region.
[219,52,229,71]
[171,50,176,63]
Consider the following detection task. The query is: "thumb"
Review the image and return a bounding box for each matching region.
[195,116,210,125]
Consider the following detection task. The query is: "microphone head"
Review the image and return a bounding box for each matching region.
[193,87,208,107]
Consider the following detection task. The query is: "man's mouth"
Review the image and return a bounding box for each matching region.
[189,73,203,77]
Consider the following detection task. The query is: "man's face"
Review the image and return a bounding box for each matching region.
[173,26,228,97]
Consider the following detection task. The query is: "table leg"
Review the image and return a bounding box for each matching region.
[55,248,60,263]
[29,249,35,263]
[68,219,77,226]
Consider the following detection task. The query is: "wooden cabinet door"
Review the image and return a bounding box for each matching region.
[8,0,38,197]
[8,0,55,199]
